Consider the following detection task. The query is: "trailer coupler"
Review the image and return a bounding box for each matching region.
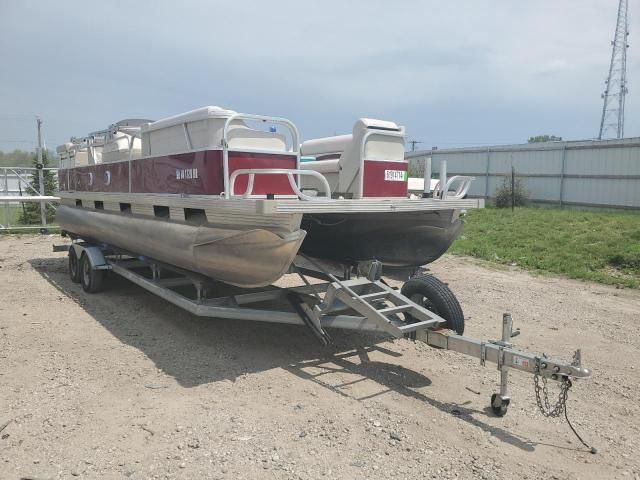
[415,313,591,417]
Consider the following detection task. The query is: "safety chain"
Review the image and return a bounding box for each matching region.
[533,364,572,418]
[532,356,597,453]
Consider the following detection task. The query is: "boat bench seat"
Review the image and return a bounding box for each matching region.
[300,118,406,199]
[300,159,340,174]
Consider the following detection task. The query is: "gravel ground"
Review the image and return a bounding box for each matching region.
[1,234,639,480]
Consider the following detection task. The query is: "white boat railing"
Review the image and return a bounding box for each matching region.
[229,168,331,201]
[433,175,475,200]
[221,113,301,199]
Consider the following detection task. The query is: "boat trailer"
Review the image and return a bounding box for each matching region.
[59,240,592,422]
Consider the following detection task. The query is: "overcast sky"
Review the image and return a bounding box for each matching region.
[0,0,638,153]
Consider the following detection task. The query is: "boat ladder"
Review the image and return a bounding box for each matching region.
[310,277,448,338]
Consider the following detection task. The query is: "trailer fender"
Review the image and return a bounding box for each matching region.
[71,244,109,270]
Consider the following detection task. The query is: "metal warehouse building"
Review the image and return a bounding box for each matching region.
[406,137,640,210]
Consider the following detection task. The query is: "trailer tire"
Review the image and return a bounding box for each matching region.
[68,247,81,284]
[80,252,104,293]
[401,275,464,335]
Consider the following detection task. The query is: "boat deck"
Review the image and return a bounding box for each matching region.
[267,197,484,214]
[57,191,484,215]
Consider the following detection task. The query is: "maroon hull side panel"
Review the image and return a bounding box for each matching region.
[229,152,296,195]
[60,162,131,193]
[130,150,224,195]
[362,160,408,198]
[59,150,297,196]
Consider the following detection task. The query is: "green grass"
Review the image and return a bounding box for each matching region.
[451,207,640,288]
[1,206,23,224]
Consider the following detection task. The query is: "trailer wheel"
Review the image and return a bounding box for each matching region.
[401,275,465,335]
[80,253,104,293]
[68,248,81,284]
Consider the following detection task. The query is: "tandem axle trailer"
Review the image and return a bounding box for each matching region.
[58,240,592,423]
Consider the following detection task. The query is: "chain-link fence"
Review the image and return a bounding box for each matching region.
[0,167,59,233]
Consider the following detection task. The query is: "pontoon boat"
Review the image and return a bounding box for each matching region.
[56,106,477,287]
[53,107,595,423]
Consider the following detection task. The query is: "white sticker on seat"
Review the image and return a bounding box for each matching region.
[384,170,407,182]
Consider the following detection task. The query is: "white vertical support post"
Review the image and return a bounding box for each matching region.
[222,141,230,199]
[36,117,47,232]
[423,156,432,198]
[439,159,447,199]
[128,136,134,193]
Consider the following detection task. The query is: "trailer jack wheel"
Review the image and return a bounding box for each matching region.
[490,393,510,417]
[80,253,105,293]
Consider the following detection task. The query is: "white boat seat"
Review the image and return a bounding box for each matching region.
[300,118,406,198]
[102,133,143,163]
[227,123,287,152]
[141,106,290,156]
[300,159,340,174]
[301,134,352,157]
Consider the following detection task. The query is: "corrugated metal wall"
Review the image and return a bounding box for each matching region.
[406,137,640,209]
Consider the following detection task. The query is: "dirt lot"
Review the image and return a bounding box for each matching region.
[1,235,639,480]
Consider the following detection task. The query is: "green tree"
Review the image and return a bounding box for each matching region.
[18,150,57,224]
[527,135,562,143]
[494,175,529,208]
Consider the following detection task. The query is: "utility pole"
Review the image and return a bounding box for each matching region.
[598,0,630,139]
[36,116,47,232]
[408,140,423,152]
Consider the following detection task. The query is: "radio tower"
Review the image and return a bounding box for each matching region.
[598,0,630,140]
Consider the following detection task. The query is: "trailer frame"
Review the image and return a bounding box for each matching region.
[59,239,591,417]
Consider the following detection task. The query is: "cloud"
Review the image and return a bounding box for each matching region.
[0,0,637,150]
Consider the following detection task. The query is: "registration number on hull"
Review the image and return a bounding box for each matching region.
[176,168,199,180]
[384,170,407,182]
